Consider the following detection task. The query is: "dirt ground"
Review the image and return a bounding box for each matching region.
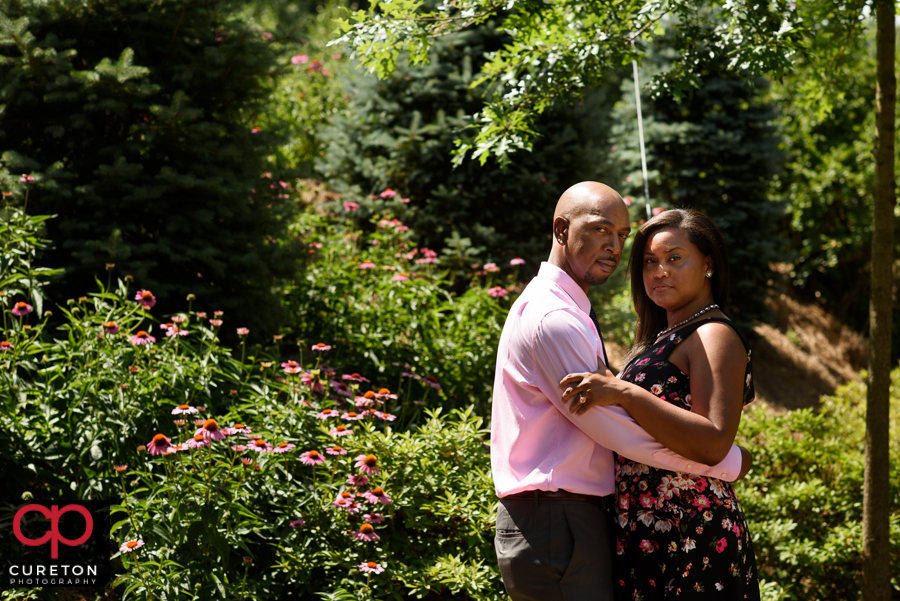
[605,292,867,412]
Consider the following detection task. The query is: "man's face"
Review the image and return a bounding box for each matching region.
[560,200,631,288]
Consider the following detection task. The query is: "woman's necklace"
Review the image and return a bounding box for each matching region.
[656,304,719,339]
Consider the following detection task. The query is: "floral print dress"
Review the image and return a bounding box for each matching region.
[613,318,759,600]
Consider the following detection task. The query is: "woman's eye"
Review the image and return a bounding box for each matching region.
[669,255,681,262]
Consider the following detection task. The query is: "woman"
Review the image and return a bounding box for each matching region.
[559,208,760,600]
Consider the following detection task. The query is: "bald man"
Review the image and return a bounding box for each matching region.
[490,182,747,600]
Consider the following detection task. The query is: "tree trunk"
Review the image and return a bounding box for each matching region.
[862,1,896,600]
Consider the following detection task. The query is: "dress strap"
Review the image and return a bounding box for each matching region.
[669,317,751,353]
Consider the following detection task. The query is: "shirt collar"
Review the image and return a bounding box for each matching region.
[537,262,591,314]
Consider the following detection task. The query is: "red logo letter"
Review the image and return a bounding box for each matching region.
[13,504,94,559]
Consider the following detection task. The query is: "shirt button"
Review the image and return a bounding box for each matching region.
[686,464,692,469]
[721,471,728,478]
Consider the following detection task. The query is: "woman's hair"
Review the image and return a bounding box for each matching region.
[625,208,731,364]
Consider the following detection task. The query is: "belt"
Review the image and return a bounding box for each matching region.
[502,489,609,506]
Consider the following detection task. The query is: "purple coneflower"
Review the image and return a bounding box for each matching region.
[289,518,306,528]
[510,257,526,266]
[213,310,224,316]
[423,376,441,390]
[363,487,392,505]
[103,321,119,334]
[113,464,128,473]
[355,454,379,475]
[363,513,385,524]
[331,380,352,397]
[311,342,331,351]
[483,262,500,273]
[194,419,226,441]
[488,286,509,298]
[237,327,249,336]
[343,202,359,211]
[330,425,353,437]
[170,315,186,323]
[119,539,144,553]
[352,523,380,541]
[195,311,207,318]
[300,450,326,465]
[166,325,189,337]
[380,188,396,198]
[359,561,384,573]
[186,434,210,449]
[273,442,296,454]
[300,372,325,394]
[172,404,198,415]
[326,445,347,456]
[129,331,156,346]
[281,360,302,374]
[209,319,223,327]
[373,411,397,421]
[316,409,339,420]
[342,411,363,421]
[375,388,397,400]
[12,301,32,316]
[0,341,13,351]
[391,273,409,282]
[231,444,247,452]
[358,262,376,269]
[134,290,156,309]
[147,434,173,455]
[249,439,274,453]
[347,474,369,487]
[224,423,251,435]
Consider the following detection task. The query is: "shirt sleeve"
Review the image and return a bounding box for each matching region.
[531,308,742,482]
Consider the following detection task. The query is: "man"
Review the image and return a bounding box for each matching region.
[491,182,748,600]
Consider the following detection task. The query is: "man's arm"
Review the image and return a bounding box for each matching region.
[531,309,743,482]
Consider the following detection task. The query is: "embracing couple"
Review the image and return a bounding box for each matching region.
[490,182,760,600]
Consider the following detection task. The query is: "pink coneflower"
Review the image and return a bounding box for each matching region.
[392,273,409,282]
[483,262,500,273]
[195,419,226,441]
[170,315,186,323]
[195,311,207,318]
[319,364,335,375]
[291,54,309,64]
[224,423,251,435]
[231,444,247,452]
[343,202,359,211]
[166,325,189,337]
[347,474,369,487]
[355,397,375,409]
[326,445,348,455]
[19,175,35,183]
[355,454,379,475]
[300,450,326,465]
[134,290,156,309]
[273,442,296,454]
[379,188,397,198]
[237,327,249,336]
[374,411,397,421]
[172,404,198,415]
[249,439,274,453]
[342,411,363,421]
[173,419,185,426]
[334,490,355,506]
[113,464,128,473]
[119,539,144,553]
[358,262,376,269]
[423,376,441,390]
[281,360,302,374]
[209,319,223,327]
[147,434,173,455]
[300,372,325,394]
[316,408,339,420]
[0,341,14,351]
[510,257,526,266]
[129,331,156,346]
[363,487,392,505]
[330,425,353,437]
[374,388,397,400]
[103,321,119,334]
[352,523,380,541]
[311,342,331,351]
[213,310,224,316]
[289,518,306,528]
[186,434,210,449]
[363,513,385,524]
[241,457,253,466]
[330,380,352,397]
[488,286,508,298]
[358,561,384,573]
[343,372,370,382]
[192,419,205,426]
[12,301,33,316]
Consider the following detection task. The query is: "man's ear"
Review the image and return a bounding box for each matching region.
[553,216,569,245]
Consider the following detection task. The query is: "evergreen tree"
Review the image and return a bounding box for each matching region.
[0,0,302,333]
[316,21,620,272]
[608,48,783,324]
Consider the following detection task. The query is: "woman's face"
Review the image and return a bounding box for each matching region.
[642,227,713,312]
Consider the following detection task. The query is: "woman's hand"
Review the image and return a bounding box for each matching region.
[558,369,622,415]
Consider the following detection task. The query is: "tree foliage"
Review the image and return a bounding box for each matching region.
[0,0,302,334]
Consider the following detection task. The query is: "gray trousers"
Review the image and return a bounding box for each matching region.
[495,498,613,601]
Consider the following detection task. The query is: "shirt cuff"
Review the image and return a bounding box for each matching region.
[651,444,742,482]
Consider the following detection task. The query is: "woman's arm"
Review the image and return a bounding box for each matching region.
[559,322,748,465]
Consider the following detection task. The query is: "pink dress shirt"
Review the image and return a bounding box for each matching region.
[491,262,743,497]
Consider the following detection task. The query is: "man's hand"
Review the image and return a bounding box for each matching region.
[737,445,753,480]
[559,368,621,415]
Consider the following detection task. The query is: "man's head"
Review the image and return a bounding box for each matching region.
[548,182,631,292]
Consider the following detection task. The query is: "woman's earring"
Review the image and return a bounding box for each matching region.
[706,270,713,278]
